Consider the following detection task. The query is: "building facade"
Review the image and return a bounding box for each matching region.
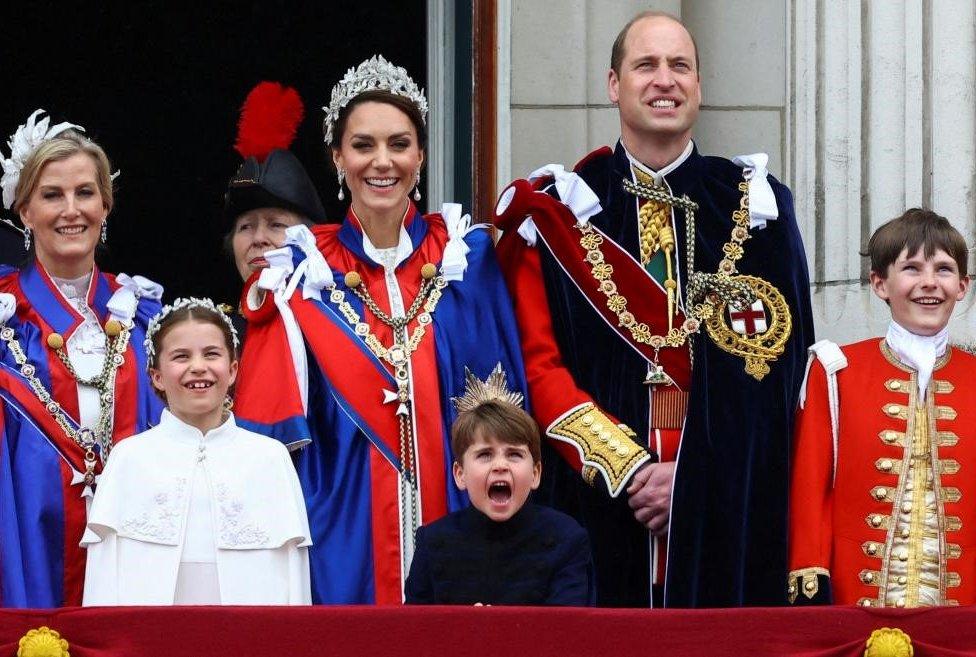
[497,0,976,344]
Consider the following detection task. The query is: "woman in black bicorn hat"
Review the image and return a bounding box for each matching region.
[222,82,325,340]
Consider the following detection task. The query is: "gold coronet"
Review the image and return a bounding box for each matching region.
[18,626,69,657]
[451,363,524,413]
[864,628,913,657]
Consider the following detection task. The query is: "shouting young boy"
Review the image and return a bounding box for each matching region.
[405,365,595,605]
[788,208,974,608]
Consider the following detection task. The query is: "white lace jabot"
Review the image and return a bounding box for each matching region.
[885,321,948,397]
[52,271,105,431]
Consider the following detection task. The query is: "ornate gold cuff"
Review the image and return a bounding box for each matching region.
[787,566,830,603]
[547,403,650,497]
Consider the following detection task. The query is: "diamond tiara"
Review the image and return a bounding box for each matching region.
[322,55,428,146]
[144,297,240,367]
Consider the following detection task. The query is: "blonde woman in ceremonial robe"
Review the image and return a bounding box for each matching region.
[0,111,163,607]
[234,56,529,604]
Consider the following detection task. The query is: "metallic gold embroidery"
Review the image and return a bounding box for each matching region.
[860,569,881,586]
[883,403,908,420]
[904,403,929,607]
[875,457,901,474]
[885,378,910,393]
[938,431,958,447]
[871,486,893,502]
[932,380,954,394]
[547,404,647,494]
[866,513,890,529]
[939,460,960,475]
[942,487,961,503]
[786,566,828,603]
[879,429,905,446]
[936,406,957,421]
[947,543,962,559]
[946,572,961,587]
[863,541,884,558]
[945,516,962,531]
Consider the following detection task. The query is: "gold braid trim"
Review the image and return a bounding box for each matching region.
[547,403,649,496]
[787,566,830,603]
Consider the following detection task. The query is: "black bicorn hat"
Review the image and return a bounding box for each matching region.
[223,82,326,229]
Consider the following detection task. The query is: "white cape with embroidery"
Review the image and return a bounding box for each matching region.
[81,410,312,605]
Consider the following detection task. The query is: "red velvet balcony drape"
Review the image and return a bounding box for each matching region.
[2,605,975,656]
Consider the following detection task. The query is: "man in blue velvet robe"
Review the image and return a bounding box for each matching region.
[494,11,814,607]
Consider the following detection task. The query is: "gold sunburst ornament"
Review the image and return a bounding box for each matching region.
[17,626,69,657]
[452,363,524,413]
[864,628,913,657]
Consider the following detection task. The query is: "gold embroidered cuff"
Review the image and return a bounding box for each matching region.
[547,403,650,497]
[787,567,829,603]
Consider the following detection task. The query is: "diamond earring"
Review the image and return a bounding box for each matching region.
[337,169,346,201]
[413,170,422,202]
[23,227,31,251]
[100,220,108,244]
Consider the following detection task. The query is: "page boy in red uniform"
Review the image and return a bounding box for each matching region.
[788,208,973,607]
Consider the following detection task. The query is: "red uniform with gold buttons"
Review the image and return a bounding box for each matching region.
[788,338,976,607]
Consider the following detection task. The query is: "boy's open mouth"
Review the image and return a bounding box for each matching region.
[488,481,512,504]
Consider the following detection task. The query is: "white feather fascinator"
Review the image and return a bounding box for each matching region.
[1,109,84,210]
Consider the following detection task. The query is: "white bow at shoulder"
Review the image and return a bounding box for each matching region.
[441,202,483,282]
[107,274,164,323]
[731,153,779,230]
[516,163,603,246]
[0,292,16,324]
[280,225,333,301]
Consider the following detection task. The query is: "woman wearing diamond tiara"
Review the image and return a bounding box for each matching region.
[0,111,164,607]
[82,298,311,605]
[234,55,529,604]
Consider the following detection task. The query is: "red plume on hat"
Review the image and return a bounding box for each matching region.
[234,82,304,162]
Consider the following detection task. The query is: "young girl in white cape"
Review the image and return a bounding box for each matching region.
[82,297,311,605]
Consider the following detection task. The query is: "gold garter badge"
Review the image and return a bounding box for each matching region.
[704,275,791,381]
[613,177,792,382]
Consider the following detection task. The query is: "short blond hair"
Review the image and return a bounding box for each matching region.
[14,130,114,212]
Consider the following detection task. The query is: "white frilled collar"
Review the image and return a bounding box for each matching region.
[362,224,413,269]
[360,205,413,269]
[885,320,949,397]
[157,408,238,447]
[622,139,694,184]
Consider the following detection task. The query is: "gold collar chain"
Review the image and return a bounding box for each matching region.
[579,179,763,381]
[326,263,448,540]
[0,320,131,485]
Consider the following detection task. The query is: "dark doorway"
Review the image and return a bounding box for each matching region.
[0,1,427,306]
